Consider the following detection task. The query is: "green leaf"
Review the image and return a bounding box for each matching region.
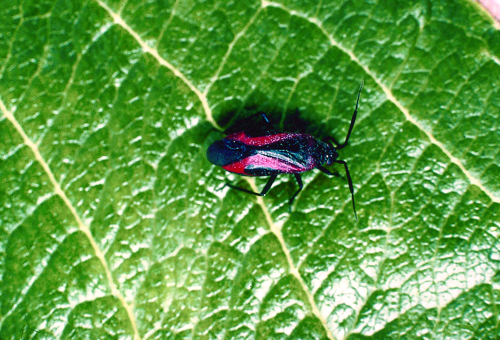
[1,0,499,339]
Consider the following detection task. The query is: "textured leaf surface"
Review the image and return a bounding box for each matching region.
[1,0,500,339]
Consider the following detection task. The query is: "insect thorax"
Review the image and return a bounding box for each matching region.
[315,140,339,165]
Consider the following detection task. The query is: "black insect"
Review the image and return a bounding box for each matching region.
[207,83,363,218]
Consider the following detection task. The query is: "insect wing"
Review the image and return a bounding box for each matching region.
[206,139,254,167]
[254,149,307,171]
[222,152,305,176]
[226,132,296,147]
[225,135,316,175]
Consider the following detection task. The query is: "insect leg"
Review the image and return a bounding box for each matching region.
[258,112,278,133]
[288,174,303,212]
[317,166,343,179]
[333,160,357,220]
[324,81,363,150]
[226,174,278,197]
[241,112,277,131]
[224,112,278,135]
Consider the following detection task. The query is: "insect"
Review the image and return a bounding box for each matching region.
[207,83,363,219]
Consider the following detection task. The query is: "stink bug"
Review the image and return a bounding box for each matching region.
[207,83,363,218]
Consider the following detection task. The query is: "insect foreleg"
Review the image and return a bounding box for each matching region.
[317,166,343,178]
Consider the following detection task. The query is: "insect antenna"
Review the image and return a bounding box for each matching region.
[336,81,363,150]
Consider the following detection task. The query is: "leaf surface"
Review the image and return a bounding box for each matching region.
[1,0,500,339]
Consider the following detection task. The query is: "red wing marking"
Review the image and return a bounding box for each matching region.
[226,132,307,146]
[223,154,306,175]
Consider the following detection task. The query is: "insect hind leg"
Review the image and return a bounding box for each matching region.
[288,174,303,212]
[226,174,278,197]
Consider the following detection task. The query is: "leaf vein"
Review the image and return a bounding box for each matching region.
[264,1,499,204]
[0,99,141,340]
